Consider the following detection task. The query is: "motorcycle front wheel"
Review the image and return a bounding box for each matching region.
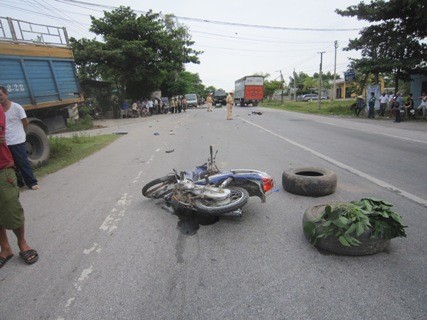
[142,174,177,198]
[195,187,249,215]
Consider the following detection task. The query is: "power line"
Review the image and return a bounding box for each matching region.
[56,0,361,32]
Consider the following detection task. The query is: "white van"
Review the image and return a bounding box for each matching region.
[185,93,198,108]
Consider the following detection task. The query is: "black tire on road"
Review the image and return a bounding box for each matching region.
[25,123,50,168]
[282,167,337,197]
[303,205,390,256]
[142,175,177,199]
[195,187,249,215]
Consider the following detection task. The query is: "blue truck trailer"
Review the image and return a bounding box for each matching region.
[0,17,83,166]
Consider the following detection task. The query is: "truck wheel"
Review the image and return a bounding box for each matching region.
[282,167,337,197]
[25,124,50,168]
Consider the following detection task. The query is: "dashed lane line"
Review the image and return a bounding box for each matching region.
[242,118,427,208]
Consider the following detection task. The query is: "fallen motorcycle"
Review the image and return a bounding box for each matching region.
[141,146,275,216]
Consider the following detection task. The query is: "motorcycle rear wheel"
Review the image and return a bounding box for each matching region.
[142,174,177,198]
[195,187,249,215]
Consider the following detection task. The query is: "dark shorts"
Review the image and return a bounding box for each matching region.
[0,167,25,230]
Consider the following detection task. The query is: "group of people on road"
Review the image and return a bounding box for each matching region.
[204,90,234,120]
[120,91,236,121]
[0,85,39,270]
[355,91,427,123]
[120,96,192,118]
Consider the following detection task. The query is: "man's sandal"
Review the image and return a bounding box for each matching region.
[0,254,13,269]
[19,250,39,265]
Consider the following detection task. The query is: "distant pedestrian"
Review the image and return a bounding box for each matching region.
[416,92,427,118]
[121,100,129,118]
[403,93,414,118]
[368,92,376,118]
[206,93,213,112]
[177,96,182,113]
[181,96,187,112]
[226,91,234,120]
[394,92,403,123]
[147,99,154,115]
[171,97,177,114]
[378,92,388,117]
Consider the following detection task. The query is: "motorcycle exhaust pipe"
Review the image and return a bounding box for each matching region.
[221,209,243,217]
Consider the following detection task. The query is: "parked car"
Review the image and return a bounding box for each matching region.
[185,93,198,108]
[300,94,327,101]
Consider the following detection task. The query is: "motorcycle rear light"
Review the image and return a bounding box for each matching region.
[262,177,274,193]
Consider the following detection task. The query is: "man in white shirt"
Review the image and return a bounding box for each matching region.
[378,92,389,117]
[0,86,39,190]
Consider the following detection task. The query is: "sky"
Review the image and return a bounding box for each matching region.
[1,0,369,92]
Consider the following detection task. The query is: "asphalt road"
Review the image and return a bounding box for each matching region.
[1,106,426,320]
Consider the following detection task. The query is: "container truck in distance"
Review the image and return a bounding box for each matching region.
[0,17,84,167]
[234,76,264,106]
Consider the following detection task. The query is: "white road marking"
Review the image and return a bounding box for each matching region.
[323,121,427,144]
[83,243,101,255]
[74,266,94,292]
[99,193,132,232]
[242,118,427,207]
[65,297,75,308]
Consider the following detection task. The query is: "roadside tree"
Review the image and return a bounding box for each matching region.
[71,6,201,99]
[336,0,427,92]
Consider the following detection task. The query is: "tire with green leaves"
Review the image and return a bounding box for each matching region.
[282,167,337,197]
[302,205,390,256]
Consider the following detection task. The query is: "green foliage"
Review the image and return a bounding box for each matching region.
[263,100,355,116]
[71,6,201,99]
[336,0,427,89]
[66,115,94,132]
[351,198,407,240]
[304,198,407,247]
[264,80,283,99]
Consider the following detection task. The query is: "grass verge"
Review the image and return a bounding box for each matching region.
[34,133,120,177]
[261,100,355,116]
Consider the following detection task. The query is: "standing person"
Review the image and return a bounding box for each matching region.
[0,104,39,268]
[0,86,39,190]
[206,93,214,112]
[394,92,403,123]
[378,92,388,117]
[177,96,182,113]
[131,100,139,117]
[226,91,234,120]
[120,100,129,118]
[416,92,427,118]
[170,97,176,114]
[403,93,414,118]
[181,96,187,112]
[147,99,154,115]
[368,92,376,119]
[354,95,366,116]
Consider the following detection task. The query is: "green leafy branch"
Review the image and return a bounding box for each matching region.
[304,198,407,247]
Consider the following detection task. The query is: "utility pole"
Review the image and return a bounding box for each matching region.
[332,41,338,101]
[318,51,325,109]
[293,69,297,101]
[280,70,284,103]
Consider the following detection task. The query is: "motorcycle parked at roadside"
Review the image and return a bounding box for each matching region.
[141,146,275,216]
